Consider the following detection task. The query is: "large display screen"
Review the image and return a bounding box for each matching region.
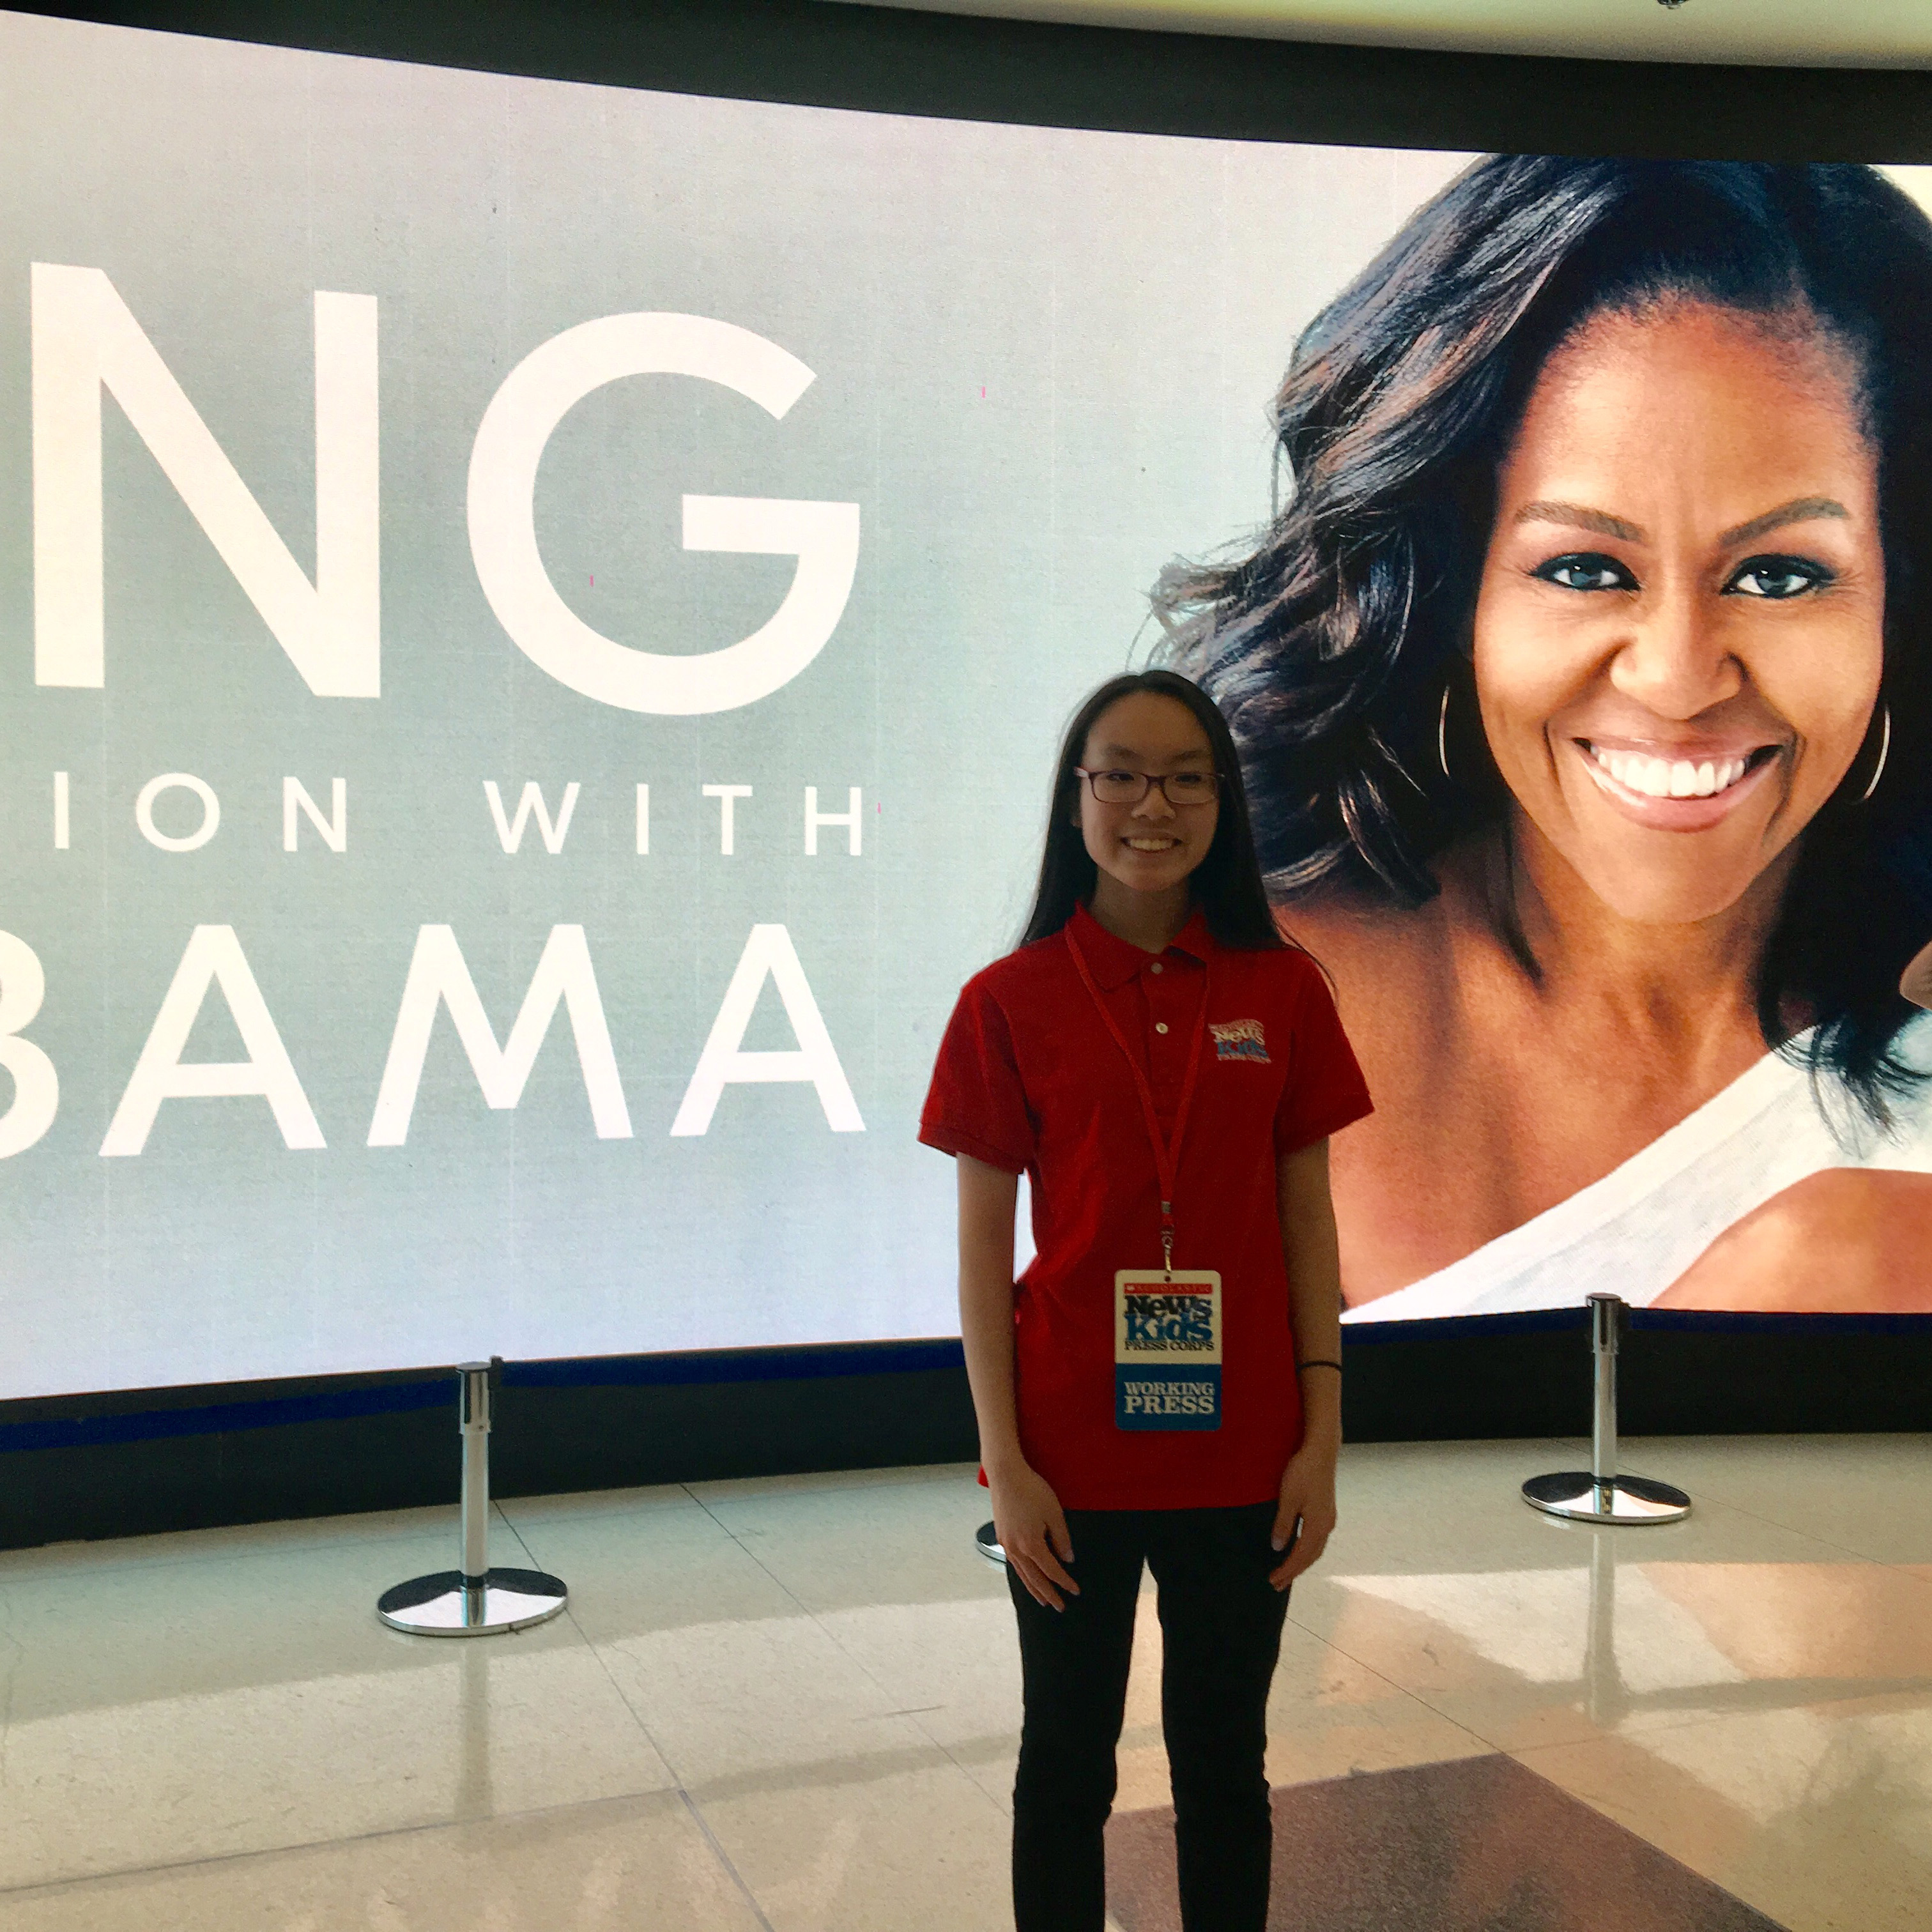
[1,12,1928,1398]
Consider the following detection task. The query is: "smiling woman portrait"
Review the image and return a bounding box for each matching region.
[1158,157,1932,1316]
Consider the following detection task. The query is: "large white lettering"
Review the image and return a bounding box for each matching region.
[702,784,751,856]
[135,772,219,852]
[804,786,862,856]
[32,264,379,696]
[483,780,579,855]
[671,924,862,1136]
[466,312,859,715]
[101,925,324,1154]
[0,932,59,1160]
[284,777,347,852]
[367,924,632,1145]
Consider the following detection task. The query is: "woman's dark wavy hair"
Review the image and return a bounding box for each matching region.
[1020,670,1284,951]
[1154,157,1932,1125]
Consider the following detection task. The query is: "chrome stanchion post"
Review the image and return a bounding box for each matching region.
[460,1361,491,1628]
[1591,1291,1618,1512]
[1522,1295,1691,1524]
[378,1359,571,1636]
[974,1520,1006,1566]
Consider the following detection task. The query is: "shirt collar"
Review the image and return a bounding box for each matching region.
[1068,901,1214,990]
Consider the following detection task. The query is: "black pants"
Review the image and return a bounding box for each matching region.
[1008,1500,1290,1932]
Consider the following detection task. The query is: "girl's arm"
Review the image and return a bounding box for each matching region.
[1269,1136,1344,1590]
[957,1153,1079,1611]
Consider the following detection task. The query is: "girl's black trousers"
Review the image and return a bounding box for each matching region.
[1006,1499,1291,1932]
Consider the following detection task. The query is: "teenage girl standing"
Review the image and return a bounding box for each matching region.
[921,670,1371,1932]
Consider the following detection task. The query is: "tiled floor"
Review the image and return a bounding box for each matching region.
[0,1436,1926,1929]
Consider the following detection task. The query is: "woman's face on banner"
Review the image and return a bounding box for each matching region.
[1473,302,1885,926]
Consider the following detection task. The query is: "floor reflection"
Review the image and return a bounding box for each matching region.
[1107,1754,1784,1931]
[1329,1545,1932,1725]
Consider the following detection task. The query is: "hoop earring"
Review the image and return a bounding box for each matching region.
[1861,703,1891,804]
[1438,684,1453,785]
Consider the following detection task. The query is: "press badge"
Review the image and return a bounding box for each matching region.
[1115,1270,1222,1430]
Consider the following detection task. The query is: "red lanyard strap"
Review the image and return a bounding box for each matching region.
[1065,924,1209,1278]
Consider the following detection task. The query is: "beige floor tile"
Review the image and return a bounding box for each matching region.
[1304,1533,1932,1756]
[696,1750,1012,1932]
[1261,1618,1496,1790]
[1621,1433,1932,1567]
[0,1512,673,1890]
[0,1630,675,1890]
[814,1592,1020,1755]
[601,1611,948,1793]
[694,1465,1007,1615]
[1,1435,1922,1931]
[0,1790,762,1932]
[685,1460,978,1505]
[0,1499,471,1583]
[495,1481,711,1529]
[1285,1446,1894,1756]
[1313,1437,1827,1581]
[501,1502,788,1643]
[511,1490,988,1790]
[0,1528,509,1722]
[1514,1685,1932,1932]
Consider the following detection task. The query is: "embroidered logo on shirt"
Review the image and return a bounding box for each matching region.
[1210,1018,1269,1064]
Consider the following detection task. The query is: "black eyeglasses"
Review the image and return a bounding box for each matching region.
[1075,767,1221,806]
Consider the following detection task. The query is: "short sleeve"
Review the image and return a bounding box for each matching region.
[919,977,1036,1174]
[1273,958,1374,1155]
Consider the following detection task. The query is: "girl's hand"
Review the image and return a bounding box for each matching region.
[988,1460,1079,1611]
[1269,1445,1338,1591]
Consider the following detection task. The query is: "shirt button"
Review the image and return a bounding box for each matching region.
[1150,962,1163,975]
[1154,1022,1169,1034]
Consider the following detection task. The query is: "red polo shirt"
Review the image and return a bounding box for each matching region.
[920,904,1372,1511]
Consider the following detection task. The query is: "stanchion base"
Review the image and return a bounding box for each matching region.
[377,1567,569,1636]
[1522,1473,1691,1524]
[974,1521,1006,1566]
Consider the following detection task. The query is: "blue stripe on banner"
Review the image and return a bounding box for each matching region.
[1338,1307,1590,1346]
[1340,1306,1932,1342]
[9,1314,1924,1455]
[502,1338,966,1390]
[0,1381,452,1455]
[0,1338,970,1455]
[1627,1308,1932,1337]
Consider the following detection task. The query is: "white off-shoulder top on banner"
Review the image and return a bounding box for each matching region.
[1343,1013,1932,1322]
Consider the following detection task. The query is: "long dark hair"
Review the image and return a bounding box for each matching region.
[1019,670,1284,951]
[1155,157,1932,1123]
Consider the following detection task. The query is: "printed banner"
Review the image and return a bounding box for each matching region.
[1,13,1928,1397]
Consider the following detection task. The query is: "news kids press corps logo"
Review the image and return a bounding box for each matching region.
[1123,1290,1213,1350]
[1211,1018,1269,1064]
[1116,1272,1222,1432]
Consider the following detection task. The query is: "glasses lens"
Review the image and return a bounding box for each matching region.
[1164,772,1215,803]
[1091,770,1144,802]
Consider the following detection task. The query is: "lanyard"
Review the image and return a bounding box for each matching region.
[1065,924,1210,1280]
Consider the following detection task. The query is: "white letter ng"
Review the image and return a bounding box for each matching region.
[33,264,379,696]
[467,313,857,715]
